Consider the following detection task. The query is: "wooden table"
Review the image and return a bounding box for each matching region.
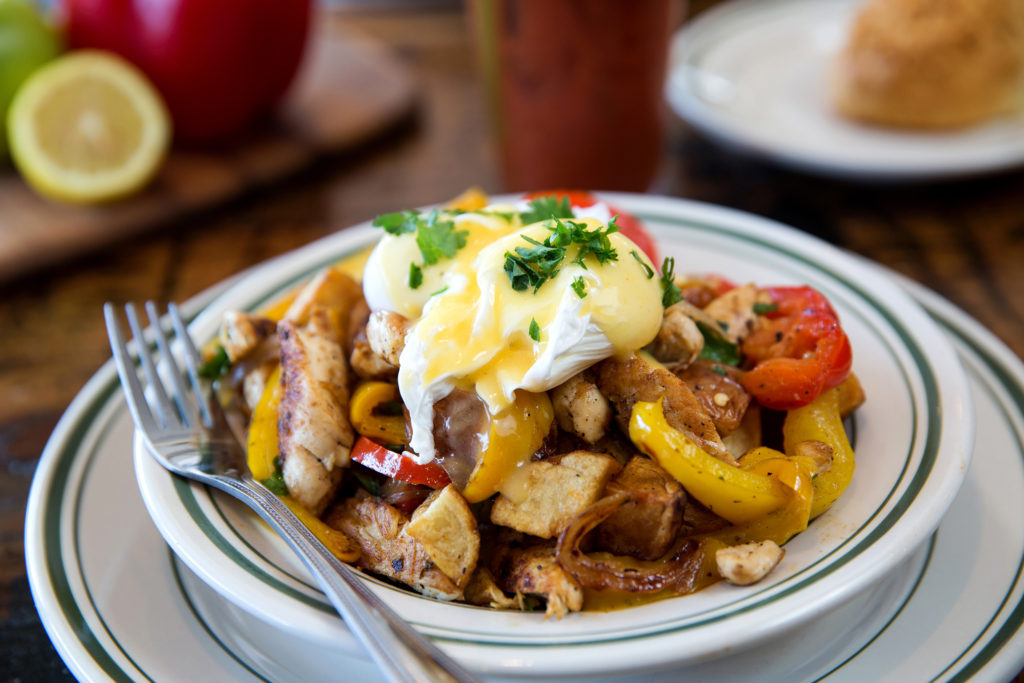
[2,6,1022,681]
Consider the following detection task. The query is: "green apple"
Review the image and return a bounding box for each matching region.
[0,0,61,157]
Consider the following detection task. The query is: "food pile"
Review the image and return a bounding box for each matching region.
[209,190,864,617]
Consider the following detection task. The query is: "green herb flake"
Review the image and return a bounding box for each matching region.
[753,302,779,315]
[502,218,620,294]
[659,257,684,308]
[571,275,587,298]
[260,458,288,495]
[416,210,469,265]
[430,285,449,297]
[372,210,418,235]
[198,346,231,380]
[529,318,542,342]
[408,262,423,289]
[696,322,742,366]
[710,364,729,376]
[518,195,575,225]
[373,208,468,266]
[631,250,654,279]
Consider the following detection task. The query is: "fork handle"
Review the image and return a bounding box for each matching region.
[212,477,480,683]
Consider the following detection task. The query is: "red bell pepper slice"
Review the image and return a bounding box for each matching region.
[741,286,853,410]
[525,190,659,265]
[351,436,451,489]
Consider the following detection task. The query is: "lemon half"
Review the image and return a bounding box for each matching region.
[7,50,170,203]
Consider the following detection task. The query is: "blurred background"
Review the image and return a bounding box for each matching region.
[2,0,1023,679]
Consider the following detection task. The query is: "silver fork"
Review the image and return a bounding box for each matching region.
[105,301,480,683]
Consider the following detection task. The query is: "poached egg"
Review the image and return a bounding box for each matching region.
[363,203,664,464]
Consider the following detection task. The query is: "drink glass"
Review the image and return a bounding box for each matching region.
[468,0,679,192]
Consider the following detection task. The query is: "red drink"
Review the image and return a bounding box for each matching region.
[470,0,675,192]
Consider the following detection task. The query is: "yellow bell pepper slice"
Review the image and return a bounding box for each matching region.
[460,389,554,503]
[783,382,856,519]
[710,456,815,547]
[445,187,489,211]
[247,366,356,561]
[349,381,407,446]
[629,400,790,524]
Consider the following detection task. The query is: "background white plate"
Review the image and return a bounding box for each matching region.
[24,267,1024,681]
[666,0,1024,180]
[129,194,971,677]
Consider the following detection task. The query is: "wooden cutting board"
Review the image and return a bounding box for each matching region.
[0,29,417,284]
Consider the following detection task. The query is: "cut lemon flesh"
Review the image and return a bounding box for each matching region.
[7,50,170,203]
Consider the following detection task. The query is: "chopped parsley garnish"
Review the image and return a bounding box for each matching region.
[752,302,779,314]
[631,249,654,279]
[430,285,449,297]
[696,322,741,366]
[571,275,587,298]
[529,318,541,342]
[659,257,684,308]
[503,218,619,293]
[416,211,469,265]
[372,208,469,267]
[408,262,423,289]
[372,210,419,235]
[518,195,575,224]
[260,457,288,495]
[198,346,231,380]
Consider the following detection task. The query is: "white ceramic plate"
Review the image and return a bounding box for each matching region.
[125,194,971,678]
[666,0,1024,180]
[23,262,1024,681]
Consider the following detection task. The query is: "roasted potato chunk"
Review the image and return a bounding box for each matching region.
[403,485,480,588]
[490,451,620,539]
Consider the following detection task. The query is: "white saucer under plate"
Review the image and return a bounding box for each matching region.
[24,266,1024,681]
[666,0,1024,180]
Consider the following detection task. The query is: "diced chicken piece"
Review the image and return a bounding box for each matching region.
[350,334,399,380]
[219,311,276,362]
[550,373,612,444]
[490,452,620,539]
[716,540,785,586]
[597,457,687,561]
[722,404,762,461]
[366,310,410,368]
[402,485,480,589]
[703,284,770,344]
[791,440,834,476]
[324,493,462,600]
[278,308,354,514]
[676,360,752,437]
[596,352,734,464]
[646,302,704,368]
[464,567,520,610]
[283,267,364,332]
[493,545,583,619]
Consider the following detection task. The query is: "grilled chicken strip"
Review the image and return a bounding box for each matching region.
[325,492,463,600]
[278,308,355,514]
[596,352,734,464]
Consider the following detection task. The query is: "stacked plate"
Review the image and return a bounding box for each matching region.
[26,195,1024,681]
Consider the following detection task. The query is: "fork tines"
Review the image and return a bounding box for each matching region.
[104,301,212,435]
